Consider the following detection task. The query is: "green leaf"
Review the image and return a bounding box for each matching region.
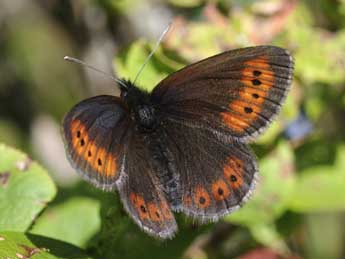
[176,23,236,61]
[250,224,289,254]
[227,141,295,225]
[31,197,101,248]
[0,144,56,231]
[256,121,282,145]
[108,0,140,13]
[304,213,344,259]
[289,145,345,212]
[168,0,203,8]
[0,120,24,148]
[0,231,93,259]
[289,167,344,212]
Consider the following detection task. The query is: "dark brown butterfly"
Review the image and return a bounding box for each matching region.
[62,46,294,239]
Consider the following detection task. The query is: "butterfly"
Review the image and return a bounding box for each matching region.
[62,46,294,239]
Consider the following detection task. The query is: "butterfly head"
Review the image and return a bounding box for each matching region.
[119,80,149,105]
[119,80,158,131]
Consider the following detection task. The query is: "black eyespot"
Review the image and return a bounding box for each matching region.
[253,70,262,76]
[252,79,261,85]
[199,196,206,204]
[252,93,259,99]
[231,175,237,182]
[98,158,102,166]
[77,131,81,138]
[218,188,224,195]
[80,139,85,146]
[88,151,92,157]
[244,107,253,114]
[140,205,147,213]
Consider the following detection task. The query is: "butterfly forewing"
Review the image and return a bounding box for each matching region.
[62,95,131,190]
[152,46,294,142]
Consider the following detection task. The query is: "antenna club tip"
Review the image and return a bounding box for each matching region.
[64,56,71,61]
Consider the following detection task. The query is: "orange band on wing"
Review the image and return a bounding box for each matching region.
[221,56,274,133]
[130,193,150,221]
[223,157,244,190]
[211,179,231,201]
[238,86,266,106]
[148,202,164,222]
[130,193,173,222]
[230,100,262,119]
[193,186,211,209]
[70,119,118,177]
[221,112,250,132]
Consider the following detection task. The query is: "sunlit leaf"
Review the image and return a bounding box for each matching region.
[0,232,93,259]
[30,197,101,248]
[250,224,289,254]
[168,0,203,8]
[0,144,56,231]
[289,145,345,212]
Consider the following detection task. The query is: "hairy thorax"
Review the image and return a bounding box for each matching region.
[134,104,158,131]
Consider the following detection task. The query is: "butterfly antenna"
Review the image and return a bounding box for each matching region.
[63,56,128,88]
[133,22,172,84]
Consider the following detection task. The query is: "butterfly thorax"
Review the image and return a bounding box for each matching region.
[120,80,159,131]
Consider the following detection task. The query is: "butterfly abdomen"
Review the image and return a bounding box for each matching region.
[146,130,181,208]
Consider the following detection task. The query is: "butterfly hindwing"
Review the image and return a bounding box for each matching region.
[117,131,178,238]
[161,121,258,220]
[62,95,131,190]
[152,46,294,142]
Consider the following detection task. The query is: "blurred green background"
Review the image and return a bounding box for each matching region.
[0,0,345,258]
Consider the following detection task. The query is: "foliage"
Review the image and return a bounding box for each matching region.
[0,144,56,231]
[30,197,101,248]
[0,232,92,259]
